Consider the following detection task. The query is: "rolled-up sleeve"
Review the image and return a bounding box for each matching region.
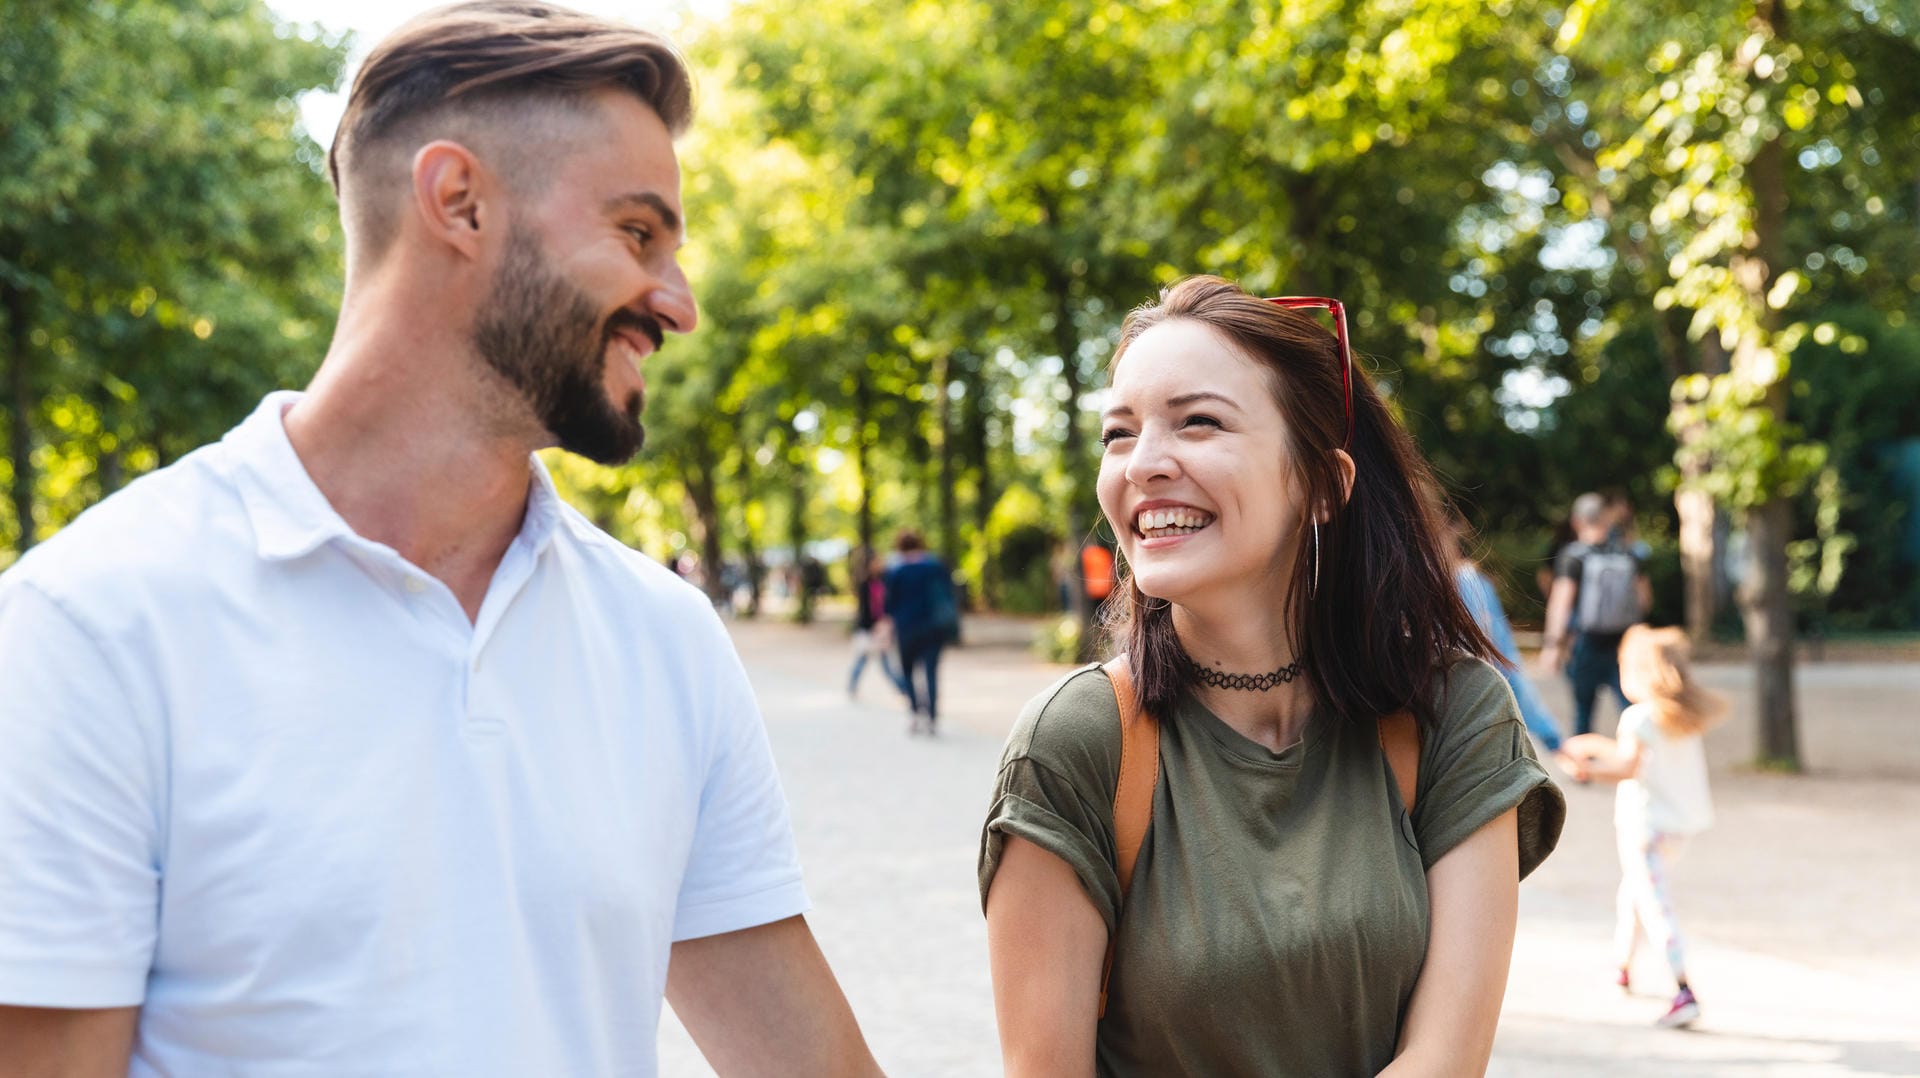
[978,667,1124,929]
[1413,661,1566,879]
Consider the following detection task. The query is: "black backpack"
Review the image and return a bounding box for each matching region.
[1574,543,1643,634]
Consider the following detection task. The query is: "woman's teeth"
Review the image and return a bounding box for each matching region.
[1137,508,1213,538]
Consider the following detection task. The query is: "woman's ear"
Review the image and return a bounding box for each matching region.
[1317,450,1358,524]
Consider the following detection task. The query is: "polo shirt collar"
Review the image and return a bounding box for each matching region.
[227,391,568,563]
[227,392,355,562]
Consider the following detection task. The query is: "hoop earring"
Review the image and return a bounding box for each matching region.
[1310,520,1321,601]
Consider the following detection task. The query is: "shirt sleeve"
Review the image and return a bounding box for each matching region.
[1553,545,1584,581]
[671,639,809,942]
[1412,659,1566,880]
[977,668,1124,931]
[0,580,162,1007]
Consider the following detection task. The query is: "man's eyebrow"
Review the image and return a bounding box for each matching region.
[603,191,682,238]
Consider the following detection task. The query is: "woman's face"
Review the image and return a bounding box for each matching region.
[1097,319,1305,608]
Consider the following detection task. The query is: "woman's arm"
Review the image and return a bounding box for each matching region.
[1382,808,1520,1077]
[984,835,1107,1078]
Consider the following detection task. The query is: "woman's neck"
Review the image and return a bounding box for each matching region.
[1171,602,1317,754]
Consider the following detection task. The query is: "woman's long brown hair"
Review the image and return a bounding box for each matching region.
[1101,276,1497,727]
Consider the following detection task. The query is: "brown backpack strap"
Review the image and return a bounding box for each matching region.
[1099,656,1158,1019]
[1378,710,1420,814]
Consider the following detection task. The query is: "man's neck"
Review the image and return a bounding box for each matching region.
[284,334,543,623]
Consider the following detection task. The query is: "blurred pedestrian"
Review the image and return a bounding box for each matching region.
[1445,504,1567,752]
[848,549,905,698]
[1557,626,1726,1029]
[1538,491,1650,735]
[0,5,878,1072]
[1536,507,1575,603]
[883,529,957,734]
[980,276,1563,1075]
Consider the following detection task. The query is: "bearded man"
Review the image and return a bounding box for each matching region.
[0,4,880,1074]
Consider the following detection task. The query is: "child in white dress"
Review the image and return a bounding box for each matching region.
[1558,625,1726,1029]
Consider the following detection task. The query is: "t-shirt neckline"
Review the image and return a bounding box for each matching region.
[1179,691,1328,770]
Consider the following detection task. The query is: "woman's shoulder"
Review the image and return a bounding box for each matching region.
[1428,654,1524,738]
[1000,663,1126,788]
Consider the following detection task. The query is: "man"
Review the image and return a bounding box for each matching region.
[882,530,957,736]
[1538,491,1652,737]
[0,4,881,1074]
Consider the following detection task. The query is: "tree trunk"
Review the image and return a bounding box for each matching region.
[1740,490,1801,765]
[1040,257,1094,660]
[1675,335,1731,640]
[788,459,813,625]
[854,371,873,559]
[4,283,34,552]
[683,441,727,606]
[935,349,958,568]
[964,354,998,606]
[1736,0,1800,769]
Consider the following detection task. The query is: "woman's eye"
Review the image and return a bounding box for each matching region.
[1183,414,1222,430]
[1100,428,1134,447]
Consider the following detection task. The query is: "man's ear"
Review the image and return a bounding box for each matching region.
[1317,449,1358,523]
[410,140,491,261]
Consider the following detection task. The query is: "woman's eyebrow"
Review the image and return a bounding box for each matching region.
[1103,391,1241,421]
[1166,391,1240,410]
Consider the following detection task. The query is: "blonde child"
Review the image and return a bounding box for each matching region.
[1557,625,1726,1029]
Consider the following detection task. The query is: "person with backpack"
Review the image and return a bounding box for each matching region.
[1538,492,1652,737]
[883,529,958,735]
[977,277,1564,1075]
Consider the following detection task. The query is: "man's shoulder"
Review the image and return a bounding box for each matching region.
[549,505,723,620]
[3,445,244,616]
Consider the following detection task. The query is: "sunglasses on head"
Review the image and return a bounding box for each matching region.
[1263,296,1353,449]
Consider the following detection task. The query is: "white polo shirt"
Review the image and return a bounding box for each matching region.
[0,392,809,1075]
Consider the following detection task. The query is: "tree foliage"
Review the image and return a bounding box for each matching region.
[1,0,345,558]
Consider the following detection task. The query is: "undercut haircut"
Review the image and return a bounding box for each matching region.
[327,0,693,263]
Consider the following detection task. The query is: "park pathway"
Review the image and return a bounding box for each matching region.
[659,615,1920,1077]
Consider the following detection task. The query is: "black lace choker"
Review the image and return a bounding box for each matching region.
[1180,651,1304,692]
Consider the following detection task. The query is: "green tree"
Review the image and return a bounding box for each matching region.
[0,0,345,559]
[1555,0,1920,767]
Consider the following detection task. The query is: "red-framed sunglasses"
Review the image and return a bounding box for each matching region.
[1264,296,1353,448]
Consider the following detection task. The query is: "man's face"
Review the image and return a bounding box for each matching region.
[471,91,696,465]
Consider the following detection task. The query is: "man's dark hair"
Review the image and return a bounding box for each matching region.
[328,1,693,261]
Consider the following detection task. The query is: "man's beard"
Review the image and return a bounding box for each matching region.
[471,227,660,465]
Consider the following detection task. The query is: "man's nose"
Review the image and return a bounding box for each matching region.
[647,265,697,334]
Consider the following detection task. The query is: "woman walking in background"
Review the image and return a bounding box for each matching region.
[1559,625,1725,1029]
[848,550,905,699]
[979,276,1563,1076]
[1446,504,1568,753]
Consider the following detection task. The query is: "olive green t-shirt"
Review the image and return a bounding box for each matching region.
[977,657,1564,1077]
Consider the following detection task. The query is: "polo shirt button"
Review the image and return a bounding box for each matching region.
[404,577,428,595]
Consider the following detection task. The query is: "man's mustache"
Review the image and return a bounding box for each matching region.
[608,313,665,352]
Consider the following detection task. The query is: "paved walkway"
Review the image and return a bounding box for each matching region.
[660,614,1920,1076]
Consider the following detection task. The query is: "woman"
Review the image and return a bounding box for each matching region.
[978,277,1564,1076]
[848,550,905,699]
[1446,506,1569,753]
